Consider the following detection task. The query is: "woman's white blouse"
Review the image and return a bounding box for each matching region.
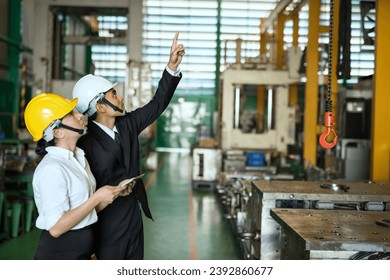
[32,146,97,230]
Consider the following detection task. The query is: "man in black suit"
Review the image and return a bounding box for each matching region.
[72,32,185,259]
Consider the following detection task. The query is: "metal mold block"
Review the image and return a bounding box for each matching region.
[270,209,390,260]
[192,148,222,181]
[250,180,390,259]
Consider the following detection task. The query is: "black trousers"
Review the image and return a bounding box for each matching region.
[95,226,144,260]
[35,225,94,260]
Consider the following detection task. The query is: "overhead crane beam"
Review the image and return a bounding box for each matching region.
[260,0,293,34]
[260,0,307,69]
[258,0,307,107]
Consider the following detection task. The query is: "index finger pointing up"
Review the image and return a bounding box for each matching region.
[173,32,179,46]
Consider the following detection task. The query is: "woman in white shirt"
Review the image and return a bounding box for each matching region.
[24,93,129,260]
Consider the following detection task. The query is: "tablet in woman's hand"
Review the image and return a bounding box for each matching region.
[119,174,145,189]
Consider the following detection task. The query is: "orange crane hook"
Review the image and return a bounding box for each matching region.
[319,0,338,149]
[319,111,338,149]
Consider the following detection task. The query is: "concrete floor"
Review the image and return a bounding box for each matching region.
[0,151,241,260]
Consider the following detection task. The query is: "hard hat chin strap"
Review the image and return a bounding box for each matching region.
[58,123,87,136]
[43,120,87,142]
[101,96,126,116]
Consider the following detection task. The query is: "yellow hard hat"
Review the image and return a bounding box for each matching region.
[24,93,78,141]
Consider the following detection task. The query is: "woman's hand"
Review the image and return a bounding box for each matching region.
[94,185,124,204]
[50,185,125,237]
[118,179,134,197]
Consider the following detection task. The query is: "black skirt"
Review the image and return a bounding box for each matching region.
[35,224,95,260]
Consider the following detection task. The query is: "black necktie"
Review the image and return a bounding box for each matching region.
[114,131,120,144]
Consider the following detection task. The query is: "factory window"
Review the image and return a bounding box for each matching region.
[91,15,128,83]
[51,7,128,82]
[53,1,374,91]
[143,1,218,95]
[142,0,374,95]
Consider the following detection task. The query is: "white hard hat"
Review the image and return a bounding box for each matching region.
[72,74,117,116]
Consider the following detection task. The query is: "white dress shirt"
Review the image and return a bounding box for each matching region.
[165,65,181,77]
[93,121,118,140]
[32,146,97,230]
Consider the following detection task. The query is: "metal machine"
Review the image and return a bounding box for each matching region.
[335,88,372,180]
[215,173,260,259]
[220,55,299,154]
[191,148,222,190]
[271,208,390,260]
[216,45,302,189]
[241,180,390,260]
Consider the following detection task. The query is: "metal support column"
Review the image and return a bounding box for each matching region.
[303,0,321,166]
[8,0,22,138]
[215,0,222,144]
[372,0,390,181]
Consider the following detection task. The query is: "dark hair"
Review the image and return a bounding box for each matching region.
[35,138,55,156]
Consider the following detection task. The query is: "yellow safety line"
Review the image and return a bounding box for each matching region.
[188,186,197,260]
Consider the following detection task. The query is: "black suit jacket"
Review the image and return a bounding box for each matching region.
[78,69,181,245]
